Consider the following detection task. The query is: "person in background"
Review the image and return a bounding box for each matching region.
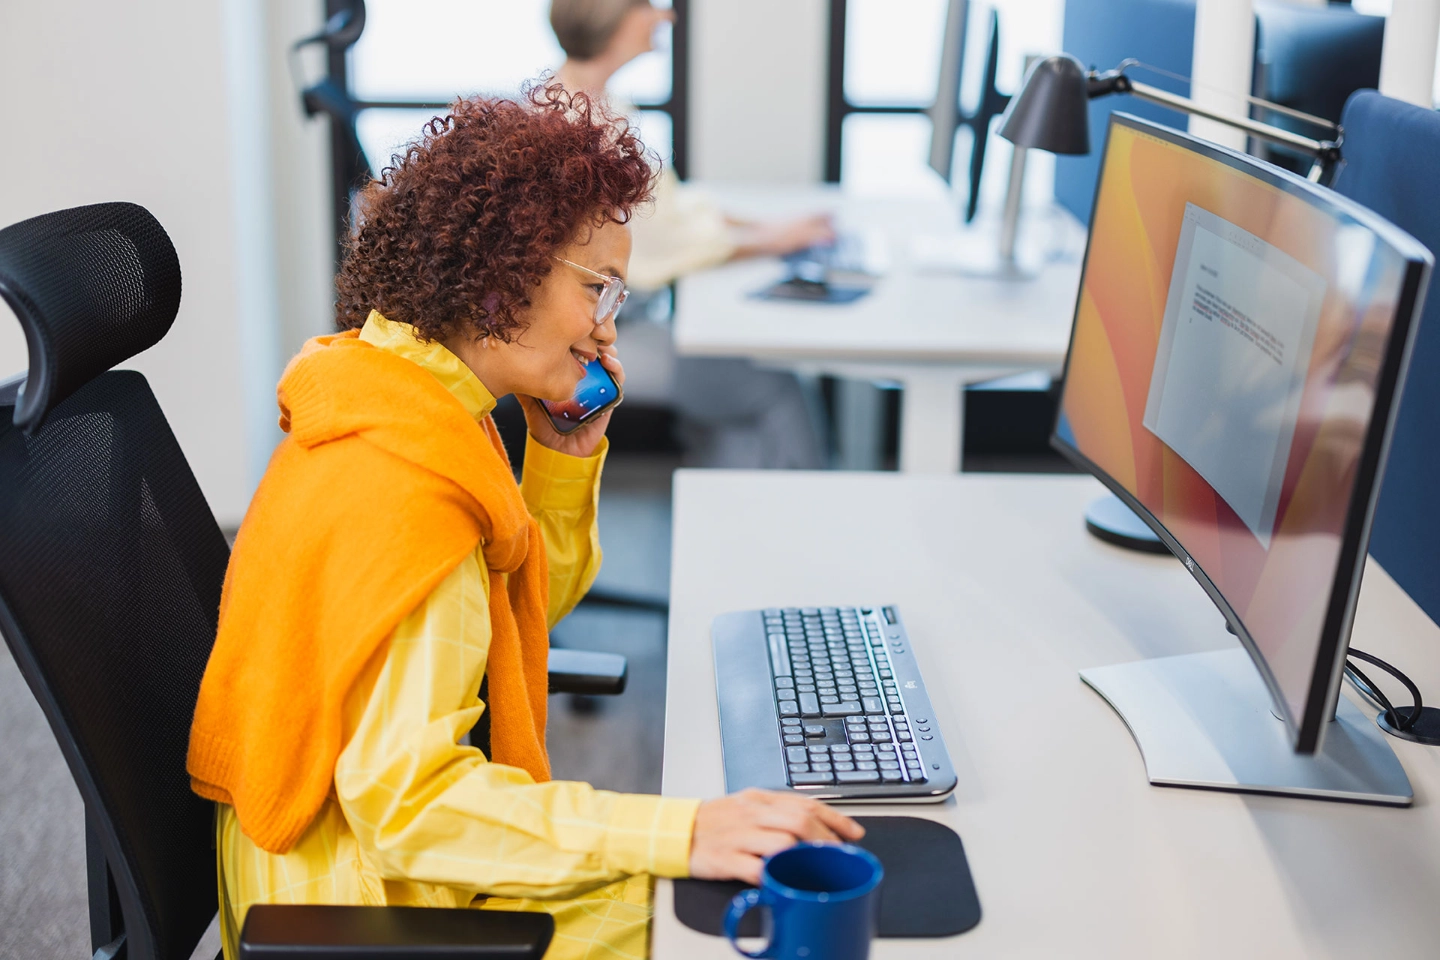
[551,0,831,469]
[187,87,861,960]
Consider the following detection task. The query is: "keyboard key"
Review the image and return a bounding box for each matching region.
[829,745,851,755]
[921,734,933,740]
[871,732,892,743]
[798,693,821,717]
[781,717,801,726]
[862,697,884,713]
[784,734,805,745]
[796,684,816,693]
[786,746,810,763]
[775,677,795,689]
[876,744,896,753]
[790,772,834,785]
[778,701,799,717]
[789,763,809,773]
[878,760,900,770]
[881,769,905,782]
[823,701,863,716]
[833,761,855,772]
[836,770,881,783]
[807,745,829,756]
[856,761,878,771]
[897,733,913,742]
[819,695,839,704]
[803,724,826,738]
[848,732,870,743]
[810,762,832,772]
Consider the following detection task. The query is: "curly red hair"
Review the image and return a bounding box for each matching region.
[335,83,656,343]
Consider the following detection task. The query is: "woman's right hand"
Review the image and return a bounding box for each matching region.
[732,214,838,260]
[688,788,866,885]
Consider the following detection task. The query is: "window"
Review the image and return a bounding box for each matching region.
[321,0,689,241]
[826,0,1063,206]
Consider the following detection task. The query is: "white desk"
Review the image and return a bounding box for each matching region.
[672,186,1084,473]
[656,471,1440,958]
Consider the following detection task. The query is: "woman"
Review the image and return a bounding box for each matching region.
[187,86,860,960]
[551,0,838,286]
[551,0,833,470]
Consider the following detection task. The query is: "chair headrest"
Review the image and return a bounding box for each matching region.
[0,202,181,432]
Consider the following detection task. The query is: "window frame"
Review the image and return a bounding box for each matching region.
[823,0,930,184]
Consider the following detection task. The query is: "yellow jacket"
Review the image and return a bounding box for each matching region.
[217,314,699,960]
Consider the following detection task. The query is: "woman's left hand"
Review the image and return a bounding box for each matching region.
[519,346,623,459]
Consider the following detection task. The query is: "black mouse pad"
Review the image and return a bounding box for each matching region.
[672,816,980,938]
[752,279,872,303]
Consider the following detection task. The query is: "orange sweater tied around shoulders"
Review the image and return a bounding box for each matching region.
[187,329,550,854]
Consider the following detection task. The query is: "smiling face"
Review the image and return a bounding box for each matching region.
[447,216,631,402]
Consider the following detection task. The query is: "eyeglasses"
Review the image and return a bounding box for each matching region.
[553,256,629,323]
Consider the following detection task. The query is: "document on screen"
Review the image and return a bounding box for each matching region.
[1143,203,1326,548]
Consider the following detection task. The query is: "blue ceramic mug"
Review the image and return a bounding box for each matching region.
[723,842,883,960]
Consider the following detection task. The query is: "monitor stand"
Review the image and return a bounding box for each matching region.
[1084,493,1167,553]
[1081,649,1412,806]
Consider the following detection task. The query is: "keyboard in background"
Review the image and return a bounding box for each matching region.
[713,605,957,803]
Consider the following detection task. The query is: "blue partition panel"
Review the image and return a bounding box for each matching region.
[1332,91,1440,628]
[1054,0,1196,225]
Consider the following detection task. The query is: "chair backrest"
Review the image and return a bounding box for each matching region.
[1251,0,1384,173]
[1331,91,1440,628]
[1055,0,1196,225]
[0,204,229,960]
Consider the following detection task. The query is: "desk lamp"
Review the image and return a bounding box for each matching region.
[1000,54,1342,552]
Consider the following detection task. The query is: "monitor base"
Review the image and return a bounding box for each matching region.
[909,231,1039,281]
[1081,649,1413,806]
[1084,493,1168,553]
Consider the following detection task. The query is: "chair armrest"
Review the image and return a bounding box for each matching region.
[548,648,628,696]
[238,904,552,960]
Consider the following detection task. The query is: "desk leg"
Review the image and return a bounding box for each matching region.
[836,378,885,471]
[898,370,967,474]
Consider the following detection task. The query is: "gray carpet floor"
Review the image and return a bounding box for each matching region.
[0,455,675,957]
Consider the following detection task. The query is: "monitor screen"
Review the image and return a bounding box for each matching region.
[1053,114,1430,751]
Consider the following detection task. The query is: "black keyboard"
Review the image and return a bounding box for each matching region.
[713,605,957,802]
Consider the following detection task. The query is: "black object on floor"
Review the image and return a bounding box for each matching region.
[673,816,980,939]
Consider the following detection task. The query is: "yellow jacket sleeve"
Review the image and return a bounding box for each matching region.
[520,434,606,629]
[333,444,699,902]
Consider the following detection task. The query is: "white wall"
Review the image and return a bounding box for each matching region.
[690,0,829,182]
[0,0,333,527]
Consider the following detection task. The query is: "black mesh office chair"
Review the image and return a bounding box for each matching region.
[0,202,638,959]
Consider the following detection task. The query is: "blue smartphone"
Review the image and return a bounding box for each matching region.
[539,355,623,434]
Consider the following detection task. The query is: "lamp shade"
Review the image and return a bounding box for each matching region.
[997,54,1091,155]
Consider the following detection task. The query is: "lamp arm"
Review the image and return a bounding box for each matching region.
[1088,69,1342,181]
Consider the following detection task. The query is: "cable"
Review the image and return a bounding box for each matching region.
[1345,664,1388,714]
[1346,647,1424,731]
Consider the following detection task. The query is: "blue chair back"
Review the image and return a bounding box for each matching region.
[1332,91,1440,627]
[1055,0,1195,224]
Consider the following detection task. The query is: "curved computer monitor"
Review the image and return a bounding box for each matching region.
[1052,113,1432,753]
